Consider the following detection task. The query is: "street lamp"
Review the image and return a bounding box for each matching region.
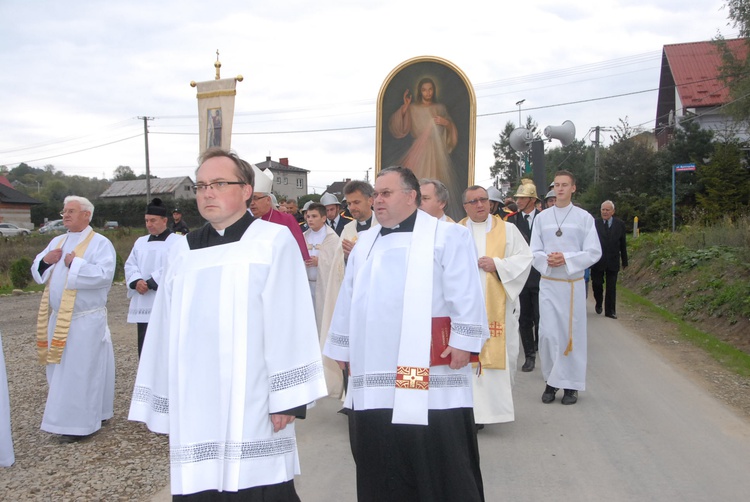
[515,99,525,127]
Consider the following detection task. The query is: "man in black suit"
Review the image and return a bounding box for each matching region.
[320,193,351,236]
[506,179,542,372]
[592,200,628,319]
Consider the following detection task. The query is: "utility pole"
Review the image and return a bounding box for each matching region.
[138,116,154,200]
[594,126,600,184]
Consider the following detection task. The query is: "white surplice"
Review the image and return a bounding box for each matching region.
[124,232,183,323]
[324,212,489,414]
[463,217,532,424]
[317,214,379,399]
[31,227,116,436]
[530,204,602,391]
[0,331,14,467]
[129,219,327,496]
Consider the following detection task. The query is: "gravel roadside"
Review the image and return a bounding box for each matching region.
[0,283,170,501]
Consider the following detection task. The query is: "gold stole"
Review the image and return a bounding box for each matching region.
[460,215,508,370]
[36,230,96,365]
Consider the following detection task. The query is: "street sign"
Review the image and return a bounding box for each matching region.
[674,163,696,172]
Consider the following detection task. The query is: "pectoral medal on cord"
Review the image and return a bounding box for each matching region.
[554,205,574,237]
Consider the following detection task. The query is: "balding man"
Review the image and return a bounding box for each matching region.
[31,196,116,442]
[591,200,628,319]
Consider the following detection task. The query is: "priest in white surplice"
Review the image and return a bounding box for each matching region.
[324,167,489,502]
[31,196,116,441]
[530,170,601,405]
[459,186,532,425]
[124,197,182,357]
[129,149,327,500]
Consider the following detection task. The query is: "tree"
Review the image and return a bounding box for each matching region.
[715,2,750,126]
[113,165,137,181]
[695,139,750,222]
[490,121,521,188]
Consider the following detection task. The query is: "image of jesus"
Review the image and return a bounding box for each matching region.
[388,77,460,216]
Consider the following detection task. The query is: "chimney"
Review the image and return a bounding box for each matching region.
[279,158,289,166]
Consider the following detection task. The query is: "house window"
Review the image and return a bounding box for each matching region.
[184,185,191,191]
[296,178,303,188]
[283,177,288,185]
[276,176,281,184]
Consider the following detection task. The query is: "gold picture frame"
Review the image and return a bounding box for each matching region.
[376,56,476,219]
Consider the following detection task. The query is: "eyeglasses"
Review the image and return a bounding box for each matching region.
[372,189,413,199]
[192,181,246,194]
[251,195,269,201]
[463,197,489,206]
[60,209,89,217]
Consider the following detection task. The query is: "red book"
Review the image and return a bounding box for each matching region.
[430,317,480,367]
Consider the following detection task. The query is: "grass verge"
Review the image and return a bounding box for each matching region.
[621,286,750,378]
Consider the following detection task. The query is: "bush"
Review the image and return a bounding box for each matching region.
[114,253,125,282]
[10,257,33,289]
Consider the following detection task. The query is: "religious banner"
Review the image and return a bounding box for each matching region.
[376,56,476,220]
[191,55,243,156]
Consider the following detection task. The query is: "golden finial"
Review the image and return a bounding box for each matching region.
[214,49,221,80]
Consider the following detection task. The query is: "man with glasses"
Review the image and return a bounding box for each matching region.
[459,186,532,427]
[130,148,327,499]
[248,165,310,261]
[325,167,488,502]
[31,196,116,443]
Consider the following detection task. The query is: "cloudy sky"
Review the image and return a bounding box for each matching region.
[0,0,736,193]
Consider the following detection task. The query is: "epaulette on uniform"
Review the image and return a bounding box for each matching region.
[502,210,518,222]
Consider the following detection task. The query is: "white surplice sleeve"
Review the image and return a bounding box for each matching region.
[493,222,533,303]
[562,213,602,275]
[438,223,489,353]
[262,229,327,414]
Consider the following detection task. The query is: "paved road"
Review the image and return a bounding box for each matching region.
[154,298,750,501]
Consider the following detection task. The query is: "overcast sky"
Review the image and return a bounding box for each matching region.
[0,0,737,193]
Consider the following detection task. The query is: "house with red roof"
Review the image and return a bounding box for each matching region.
[655,38,749,148]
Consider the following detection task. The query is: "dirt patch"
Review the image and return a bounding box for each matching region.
[617,289,750,418]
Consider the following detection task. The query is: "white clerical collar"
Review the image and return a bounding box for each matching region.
[468,216,492,232]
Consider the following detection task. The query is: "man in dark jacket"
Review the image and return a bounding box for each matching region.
[591,200,628,319]
[506,179,542,372]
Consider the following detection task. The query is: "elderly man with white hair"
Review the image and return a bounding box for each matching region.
[31,195,116,442]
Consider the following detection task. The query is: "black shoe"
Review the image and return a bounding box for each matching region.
[59,434,84,444]
[595,305,602,314]
[475,423,485,431]
[542,385,558,404]
[337,408,350,416]
[521,356,535,372]
[561,389,578,405]
[605,313,617,319]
